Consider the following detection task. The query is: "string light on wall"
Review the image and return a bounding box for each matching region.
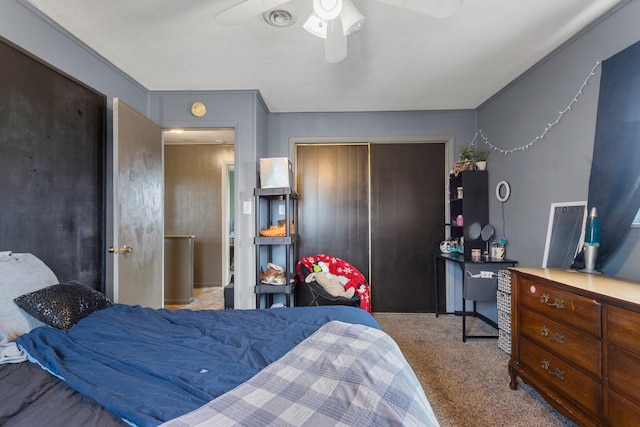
[470,61,602,155]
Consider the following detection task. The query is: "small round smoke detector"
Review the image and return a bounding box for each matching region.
[263,9,297,27]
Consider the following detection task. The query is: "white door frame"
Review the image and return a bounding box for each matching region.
[221,162,234,289]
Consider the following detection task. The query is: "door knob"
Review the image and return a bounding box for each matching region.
[107,246,133,254]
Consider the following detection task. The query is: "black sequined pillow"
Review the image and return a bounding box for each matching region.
[14,280,113,330]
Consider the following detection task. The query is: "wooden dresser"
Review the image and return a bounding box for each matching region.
[509,268,640,427]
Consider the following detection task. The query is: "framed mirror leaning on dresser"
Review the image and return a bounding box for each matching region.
[542,201,587,269]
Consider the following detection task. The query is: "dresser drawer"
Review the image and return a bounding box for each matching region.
[518,276,600,336]
[607,388,640,427]
[520,336,600,417]
[520,307,601,375]
[606,304,640,354]
[607,345,640,403]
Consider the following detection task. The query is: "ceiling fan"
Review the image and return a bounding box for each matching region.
[215,0,463,63]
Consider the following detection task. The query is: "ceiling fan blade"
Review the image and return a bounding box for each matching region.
[324,20,347,63]
[215,0,291,25]
[376,0,463,19]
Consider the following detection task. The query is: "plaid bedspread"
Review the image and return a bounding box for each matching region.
[162,320,438,427]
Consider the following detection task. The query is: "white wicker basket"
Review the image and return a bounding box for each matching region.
[498,329,511,354]
[497,269,511,294]
[497,290,511,313]
[498,309,511,331]
[497,269,513,354]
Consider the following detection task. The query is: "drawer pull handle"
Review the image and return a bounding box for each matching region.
[540,360,565,381]
[540,326,565,344]
[540,293,564,309]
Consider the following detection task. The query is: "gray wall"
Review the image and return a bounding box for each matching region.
[268,110,476,158]
[477,0,640,281]
[149,91,268,309]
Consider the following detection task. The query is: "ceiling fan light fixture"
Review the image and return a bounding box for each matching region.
[313,0,343,21]
[303,12,328,39]
[262,9,297,27]
[340,0,365,35]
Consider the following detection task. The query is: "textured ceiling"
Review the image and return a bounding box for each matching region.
[26,0,623,113]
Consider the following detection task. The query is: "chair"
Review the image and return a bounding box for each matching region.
[462,269,499,342]
[296,254,370,312]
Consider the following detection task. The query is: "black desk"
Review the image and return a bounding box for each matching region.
[433,252,517,341]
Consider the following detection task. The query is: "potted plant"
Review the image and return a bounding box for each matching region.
[454,146,476,175]
[458,146,490,170]
[459,146,477,163]
[475,150,490,170]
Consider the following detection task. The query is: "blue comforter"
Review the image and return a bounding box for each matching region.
[16,304,379,427]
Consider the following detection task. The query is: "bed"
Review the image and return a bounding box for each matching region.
[1,252,439,426]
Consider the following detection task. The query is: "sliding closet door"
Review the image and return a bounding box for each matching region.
[370,143,445,312]
[296,145,369,276]
[297,142,445,312]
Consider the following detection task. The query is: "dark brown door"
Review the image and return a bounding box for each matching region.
[296,144,369,275]
[296,142,445,312]
[370,143,445,312]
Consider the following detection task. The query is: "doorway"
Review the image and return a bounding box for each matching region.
[296,141,446,313]
[163,129,235,297]
[222,164,235,288]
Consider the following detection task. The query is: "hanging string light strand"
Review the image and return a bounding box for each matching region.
[470,61,602,155]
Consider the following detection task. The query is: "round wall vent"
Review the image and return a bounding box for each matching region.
[263,9,297,27]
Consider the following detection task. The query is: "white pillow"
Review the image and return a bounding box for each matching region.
[0,252,58,341]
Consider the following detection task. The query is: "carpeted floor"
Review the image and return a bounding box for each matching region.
[373,313,577,427]
[168,288,577,426]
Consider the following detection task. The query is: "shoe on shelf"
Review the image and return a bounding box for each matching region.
[260,263,284,282]
[259,219,295,237]
[260,223,284,237]
[263,274,285,285]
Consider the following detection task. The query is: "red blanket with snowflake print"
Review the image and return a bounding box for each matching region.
[297,254,371,312]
